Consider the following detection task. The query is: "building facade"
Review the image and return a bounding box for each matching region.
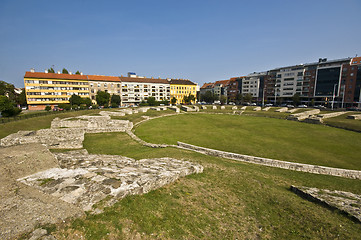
[120,76,170,106]
[170,79,197,104]
[24,71,89,110]
[87,75,121,104]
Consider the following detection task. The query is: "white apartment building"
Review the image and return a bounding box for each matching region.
[275,66,304,97]
[241,72,266,97]
[120,76,170,105]
[87,75,121,104]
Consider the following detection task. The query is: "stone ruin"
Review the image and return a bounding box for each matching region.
[168,106,180,113]
[19,149,203,212]
[291,186,361,223]
[262,107,271,111]
[304,111,346,124]
[1,115,133,149]
[181,105,199,112]
[348,114,361,120]
[253,106,261,111]
[287,109,320,121]
[275,107,288,112]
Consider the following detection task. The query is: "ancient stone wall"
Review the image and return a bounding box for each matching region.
[287,109,320,121]
[177,142,361,179]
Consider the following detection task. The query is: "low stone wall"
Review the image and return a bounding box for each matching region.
[262,107,271,111]
[287,109,320,121]
[99,111,126,117]
[275,107,288,112]
[286,108,299,113]
[232,106,237,110]
[201,106,207,110]
[347,114,361,120]
[177,142,361,179]
[233,110,244,115]
[291,185,361,222]
[181,105,198,112]
[212,105,217,109]
[126,130,170,148]
[318,111,346,119]
[168,106,180,113]
[1,128,85,149]
[253,107,261,111]
[240,106,247,110]
[220,106,225,110]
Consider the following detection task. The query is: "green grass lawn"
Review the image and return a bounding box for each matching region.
[49,132,361,240]
[111,109,176,124]
[135,114,361,170]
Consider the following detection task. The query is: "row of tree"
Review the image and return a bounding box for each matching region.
[0,80,26,117]
[48,67,81,75]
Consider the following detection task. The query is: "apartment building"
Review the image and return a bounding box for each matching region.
[169,79,197,104]
[120,76,170,106]
[24,70,89,110]
[87,75,121,104]
[200,82,214,95]
[242,72,266,100]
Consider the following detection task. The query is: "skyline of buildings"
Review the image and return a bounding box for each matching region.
[23,70,197,110]
[201,56,361,108]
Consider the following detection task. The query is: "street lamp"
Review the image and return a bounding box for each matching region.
[331,84,337,110]
[274,83,277,106]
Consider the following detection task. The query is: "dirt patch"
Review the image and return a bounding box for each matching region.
[0,144,84,240]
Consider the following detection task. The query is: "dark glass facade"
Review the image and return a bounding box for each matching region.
[315,67,341,96]
[355,66,361,102]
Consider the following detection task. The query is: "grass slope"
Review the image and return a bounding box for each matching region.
[50,132,361,240]
[135,114,361,170]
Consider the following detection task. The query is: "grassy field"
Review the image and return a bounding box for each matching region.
[111,109,176,124]
[47,132,361,239]
[135,114,361,170]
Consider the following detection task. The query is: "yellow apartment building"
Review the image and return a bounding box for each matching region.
[24,71,90,110]
[169,79,197,104]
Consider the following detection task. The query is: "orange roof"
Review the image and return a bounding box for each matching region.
[24,72,88,80]
[169,79,196,85]
[351,57,361,65]
[120,76,169,84]
[87,75,120,82]
[215,80,230,86]
[200,82,214,89]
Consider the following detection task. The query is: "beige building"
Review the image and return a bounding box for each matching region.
[87,75,121,104]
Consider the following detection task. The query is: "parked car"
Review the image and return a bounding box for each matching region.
[298,105,308,108]
[250,103,257,106]
[265,103,273,107]
[213,100,221,104]
[286,105,294,108]
[314,105,326,109]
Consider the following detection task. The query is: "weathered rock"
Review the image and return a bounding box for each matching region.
[19,150,204,212]
[220,106,225,110]
[212,105,217,110]
[231,106,237,110]
[275,107,288,112]
[291,186,361,222]
[347,114,361,120]
[253,107,261,111]
[262,107,271,111]
[201,106,207,110]
[29,228,47,240]
[168,106,180,113]
[287,109,320,121]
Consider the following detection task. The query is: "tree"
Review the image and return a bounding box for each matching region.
[95,91,110,106]
[243,93,253,103]
[58,103,71,110]
[45,106,51,111]
[75,71,81,75]
[0,95,21,117]
[69,94,83,107]
[15,89,27,106]
[292,93,300,105]
[171,97,177,105]
[146,97,157,106]
[311,99,315,107]
[0,80,16,101]
[48,68,55,73]
[111,94,121,107]
[235,93,243,105]
[184,93,195,104]
[200,91,216,103]
[82,97,92,107]
[220,95,227,105]
[62,68,69,74]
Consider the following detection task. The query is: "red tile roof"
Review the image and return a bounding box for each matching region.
[215,80,230,86]
[120,76,169,84]
[169,79,196,85]
[87,75,121,82]
[200,82,214,89]
[24,72,88,80]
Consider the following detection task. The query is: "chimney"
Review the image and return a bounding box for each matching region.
[30,68,35,73]
[57,71,61,74]
[44,69,48,73]
[80,72,83,75]
[69,71,72,75]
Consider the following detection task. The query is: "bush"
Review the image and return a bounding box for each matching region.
[45,106,51,111]
[111,102,118,108]
[58,103,71,111]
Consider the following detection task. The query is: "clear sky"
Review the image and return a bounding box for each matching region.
[1,0,360,87]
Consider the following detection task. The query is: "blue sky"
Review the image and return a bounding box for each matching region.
[1,0,360,87]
